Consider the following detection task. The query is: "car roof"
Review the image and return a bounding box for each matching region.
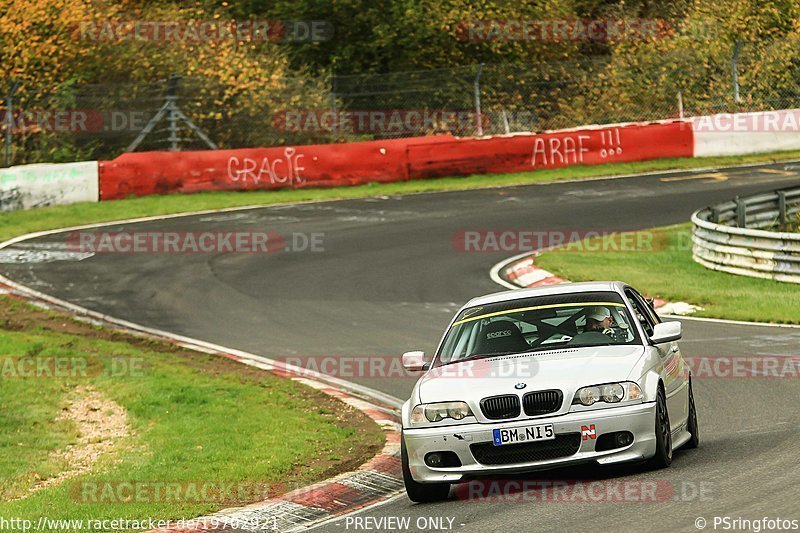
[464,281,629,308]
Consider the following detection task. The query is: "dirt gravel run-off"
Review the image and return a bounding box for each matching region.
[25,385,130,497]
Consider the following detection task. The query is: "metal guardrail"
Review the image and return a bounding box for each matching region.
[691,187,800,283]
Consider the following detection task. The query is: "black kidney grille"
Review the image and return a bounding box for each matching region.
[470,433,581,465]
[522,390,563,416]
[480,395,521,420]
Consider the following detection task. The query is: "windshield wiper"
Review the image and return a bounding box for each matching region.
[581,342,615,347]
[528,342,616,353]
[442,351,524,366]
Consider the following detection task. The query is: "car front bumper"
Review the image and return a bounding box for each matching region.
[403,401,657,483]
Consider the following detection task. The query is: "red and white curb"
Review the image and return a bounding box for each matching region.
[495,253,704,316]
[152,385,402,533]
[503,255,566,288]
[0,276,404,533]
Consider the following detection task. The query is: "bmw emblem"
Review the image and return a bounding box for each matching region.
[514,383,527,390]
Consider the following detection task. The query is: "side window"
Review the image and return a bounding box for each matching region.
[631,288,661,325]
[625,289,655,337]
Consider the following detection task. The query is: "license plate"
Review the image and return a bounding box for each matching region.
[492,424,555,446]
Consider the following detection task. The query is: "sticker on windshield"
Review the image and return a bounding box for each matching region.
[460,307,484,319]
[452,301,626,327]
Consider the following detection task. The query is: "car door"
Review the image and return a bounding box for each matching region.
[624,288,689,428]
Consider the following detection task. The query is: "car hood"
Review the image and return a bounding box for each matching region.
[418,345,646,404]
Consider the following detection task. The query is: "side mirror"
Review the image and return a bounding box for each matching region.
[650,322,681,344]
[402,351,427,371]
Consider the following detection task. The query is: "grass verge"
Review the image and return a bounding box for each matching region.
[0,296,384,529]
[3,150,800,243]
[534,224,800,324]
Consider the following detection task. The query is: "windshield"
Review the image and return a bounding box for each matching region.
[435,291,641,366]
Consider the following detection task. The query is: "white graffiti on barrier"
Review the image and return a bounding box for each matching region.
[531,134,590,167]
[531,128,623,167]
[227,147,305,186]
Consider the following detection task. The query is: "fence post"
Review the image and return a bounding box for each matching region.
[473,64,484,136]
[4,80,20,167]
[330,70,337,137]
[731,38,743,105]
[735,195,746,227]
[166,74,180,151]
[126,74,216,153]
[677,90,684,119]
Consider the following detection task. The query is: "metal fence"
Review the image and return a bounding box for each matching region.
[692,188,800,284]
[0,74,329,166]
[4,52,800,166]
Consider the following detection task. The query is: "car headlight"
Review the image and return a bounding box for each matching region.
[572,382,642,407]
[410,401,474,425]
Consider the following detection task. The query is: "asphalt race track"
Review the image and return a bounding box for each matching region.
[3,162,800,532]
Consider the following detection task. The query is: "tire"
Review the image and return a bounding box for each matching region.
[401,433,451,503]
[647,386,673,469]
[684,379,699,449]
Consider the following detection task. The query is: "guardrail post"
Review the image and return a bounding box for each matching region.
[735,196,746,227]
[731,38,743,105]
[473,64,484,136]
[778,190,787,226]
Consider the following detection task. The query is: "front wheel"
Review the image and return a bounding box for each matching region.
[401,433,451,503]
[647,387,673,469]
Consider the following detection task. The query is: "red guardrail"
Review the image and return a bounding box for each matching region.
[408,121,693,178]
[98,122,693,200]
